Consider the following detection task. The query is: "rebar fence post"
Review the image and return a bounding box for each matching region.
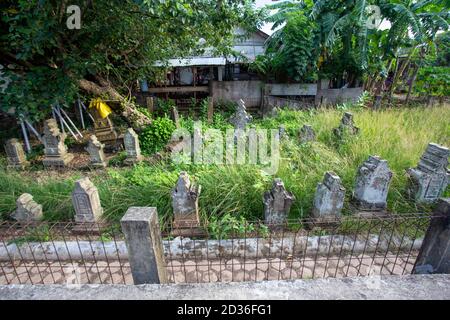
[413,198,450,274]
[120,207,168,284]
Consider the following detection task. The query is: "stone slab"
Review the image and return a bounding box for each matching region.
[0,275,449,300]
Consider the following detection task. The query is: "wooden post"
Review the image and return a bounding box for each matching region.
[146,96,154,114]
[207,97,214,124]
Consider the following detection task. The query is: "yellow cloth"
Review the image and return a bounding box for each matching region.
[89,98,112,119]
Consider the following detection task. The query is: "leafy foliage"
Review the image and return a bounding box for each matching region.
[265,12,318,82]
[0,0,263,120]
[415,66,450,97]
[139,116,176,155]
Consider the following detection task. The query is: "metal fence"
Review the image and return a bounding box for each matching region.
[0,212,438,285]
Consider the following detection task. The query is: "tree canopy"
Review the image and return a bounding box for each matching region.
[257,0,449,88]
[0,0,263,125]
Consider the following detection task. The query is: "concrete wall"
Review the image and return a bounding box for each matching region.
[263,96,314,112]
[315,87,364,105]
[265,83,317,96]
[0,234,423,262]
[210,80,264,108]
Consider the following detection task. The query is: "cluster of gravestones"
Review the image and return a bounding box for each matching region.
[5,105,449,232]
[261,145,448,226]
[9,176,102,233]
[5,118,144,169]
[169,143,448,232]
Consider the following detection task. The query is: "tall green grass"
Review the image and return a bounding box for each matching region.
[0,104,448,223]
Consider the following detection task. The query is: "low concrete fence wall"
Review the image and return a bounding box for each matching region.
[315,87,363,105]
[210,80,263,108]
[264,83,317,96]
[0,234,423,262]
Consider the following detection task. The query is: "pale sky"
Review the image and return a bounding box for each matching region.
[255,0,277,35]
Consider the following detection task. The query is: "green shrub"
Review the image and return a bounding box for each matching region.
[207,212,269,239]
[156,98,175,117]
[139,116,176,155]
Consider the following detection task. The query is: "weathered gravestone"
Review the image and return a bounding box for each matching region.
[72,177,103,232]
[4,138,29,169]
[171,172,202,236]
[229,99,252,130]
[123,128,143,165]
[85,135,107,168]
[354,155,393,211]
[312,172,346,221]
[407,143,449,203]
[11,193,43,221]
[42,119,74,167]
[92,109,118,146]
[299,124,316,143]
[333,112,360,138]
[263,178,295,228]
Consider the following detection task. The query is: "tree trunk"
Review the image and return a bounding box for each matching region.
[78,78,152,131]
[405,65,419,104]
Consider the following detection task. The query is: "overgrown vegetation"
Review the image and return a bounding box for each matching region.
[1,103,448,227]
[139,116,176,155]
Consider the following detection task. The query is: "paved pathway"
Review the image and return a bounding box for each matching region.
[0,253,416,285]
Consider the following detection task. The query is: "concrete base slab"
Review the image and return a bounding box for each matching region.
[0,275,449,300]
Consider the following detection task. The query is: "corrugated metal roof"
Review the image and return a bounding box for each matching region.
[154,57,227,67]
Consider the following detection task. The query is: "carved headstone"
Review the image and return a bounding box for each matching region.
[333,112,360,138]
[229,99,252,130]
[263,178,295,227]
[72,177,103,225]
[42,119,73,167]
[171,172,201,231]
[4,138,29,169]
[299,125,316,143]
[123,128,143,165]
[11,193,43,221]
[407,143,449,203]
[85,135,107,168]
[312,172,345,221]
[354,156,393,211]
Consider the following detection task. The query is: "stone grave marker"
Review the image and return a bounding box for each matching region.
[123,128,143,165]
[171,172,202,236]
[407,143,449,203]
[299,124,316,143]
[4,138,29,169]
[263,178,295,228]
[333,112,360,138]
[312,172,345,221]
[85,135,107,168]
[11,193,43,221]
[229,99,252,130]
[354,155,393,211]
[72,177,103,232]
[42,118,74,167]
